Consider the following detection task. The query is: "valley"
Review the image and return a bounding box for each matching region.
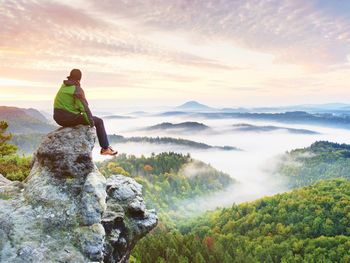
[2,101,350,262]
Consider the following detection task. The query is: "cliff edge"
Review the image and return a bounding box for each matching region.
[0,125,157,263]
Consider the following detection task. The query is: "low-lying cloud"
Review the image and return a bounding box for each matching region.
[93,113,350,216]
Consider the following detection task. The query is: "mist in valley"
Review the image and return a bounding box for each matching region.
[92,111,350,215]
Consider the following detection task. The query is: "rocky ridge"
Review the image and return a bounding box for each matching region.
[0,125,157,262]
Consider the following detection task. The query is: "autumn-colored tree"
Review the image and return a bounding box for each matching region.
[143,164,153,172]
[203,236,215,251]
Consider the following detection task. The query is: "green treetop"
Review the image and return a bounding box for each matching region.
[0,121,17,156]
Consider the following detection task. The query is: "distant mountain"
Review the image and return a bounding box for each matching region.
[136,110,350,129]
[103,115,133,119]
[145,122,210,132]
[278,103,350,113]
[176,101,214,111]
[157,111,190,117]
[221,107,250,113]
[0,106,56,134]
[108,134,240,151]
[172,102,350,115]
[232,123,319,134]
[222,103,350,114]
[195,111,350,129]
[128,111,149,116]
[24,108,49,122]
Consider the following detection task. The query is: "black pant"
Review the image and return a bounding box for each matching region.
[54,109,109,148]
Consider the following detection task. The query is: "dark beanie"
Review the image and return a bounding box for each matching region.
[67,69,82,81]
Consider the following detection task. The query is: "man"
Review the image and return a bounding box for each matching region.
[53,69,118,156]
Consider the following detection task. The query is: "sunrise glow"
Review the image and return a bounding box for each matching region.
[1,1,350,107]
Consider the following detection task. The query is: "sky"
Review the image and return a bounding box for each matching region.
[0,0,350,108]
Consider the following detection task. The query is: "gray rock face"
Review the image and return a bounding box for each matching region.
[103,175,157,262]
[0,174,11,186]
[0,125,157,263]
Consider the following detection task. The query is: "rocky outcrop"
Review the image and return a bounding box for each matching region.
[0,126,157,263]
[0,174,11,186]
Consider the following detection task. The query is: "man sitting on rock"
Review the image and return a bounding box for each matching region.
[53,69,118,156]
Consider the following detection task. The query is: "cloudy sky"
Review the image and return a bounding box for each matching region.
[1,0,350,108]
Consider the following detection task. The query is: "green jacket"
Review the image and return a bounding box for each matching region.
[54,80,94,126]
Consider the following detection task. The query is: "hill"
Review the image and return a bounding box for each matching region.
[108,134,239,151]
[176,101,214,111]
[145,122,210,132]
[96,152,237,222]
[0,106,56,133]
[276,141,350,188]
[132,179,350,262]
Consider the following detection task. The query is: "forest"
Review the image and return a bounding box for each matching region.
[276,141,350,188]
[131,179,350,262]
[128,141,350,262]
[2,121,350,262]
[97,152,236,222]
[97,140,350,262]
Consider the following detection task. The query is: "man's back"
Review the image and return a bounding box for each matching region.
[52,69,118,156]
[54,83,80,116]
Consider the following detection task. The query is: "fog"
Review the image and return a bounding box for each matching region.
[92,112,350,214]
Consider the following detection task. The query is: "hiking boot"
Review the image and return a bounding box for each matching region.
[100,146,118,156]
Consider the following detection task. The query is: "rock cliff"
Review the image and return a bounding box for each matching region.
[0,126,157,263]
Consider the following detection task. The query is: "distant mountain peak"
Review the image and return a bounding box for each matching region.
[176,101,213,111]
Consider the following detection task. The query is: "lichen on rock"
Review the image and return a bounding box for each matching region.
[0,125,157,263]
